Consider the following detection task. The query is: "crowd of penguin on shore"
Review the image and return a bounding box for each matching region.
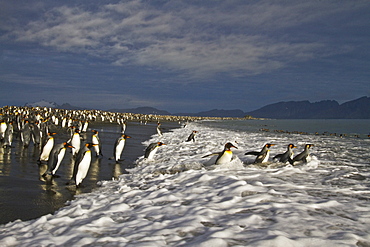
[1,106,317,188]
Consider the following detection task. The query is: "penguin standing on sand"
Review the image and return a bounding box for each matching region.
[70,129,81,156]
[3,122,13,148]
[91,130,103,157]
[245,143,275,163]
[81,120,89,133]
[72,143,96,187]
[202,142,238,165]
[30,122,41,146]
[144,142,165,160]
[289,144,314,165]
[45,142,74,177]
[37,132,56,164]
[273,144,296,163]
[0,120,7,141]
[20,120,31,148]
[111,134,131,162]
[186,131,198,142]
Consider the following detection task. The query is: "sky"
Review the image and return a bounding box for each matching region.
[0,0,369,113]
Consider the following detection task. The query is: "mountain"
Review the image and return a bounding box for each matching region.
[25,100,59,108]
[245,96,370,119]
[176,109,246,118]
[108,107,171,115]
[23,96,370,119]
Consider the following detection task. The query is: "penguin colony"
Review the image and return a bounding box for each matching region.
[0,105,367,187]
[0,106,234,188]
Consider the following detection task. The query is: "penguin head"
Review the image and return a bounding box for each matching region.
[157,142,165,146]
[122,135,131,139]
[225,142,237,150]
[265,143,276,148]
[85,143,98,148]
[288,144,297,149]
[305,144,314,149]
[48,132,57,136]
[63,142,74,148]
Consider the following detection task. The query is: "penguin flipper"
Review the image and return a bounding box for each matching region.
[245,151,260,156]
[202,152,221,158]
[273,154,283,160]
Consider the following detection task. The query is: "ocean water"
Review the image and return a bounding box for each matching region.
[1,119,370,246]
[0,120,178,224]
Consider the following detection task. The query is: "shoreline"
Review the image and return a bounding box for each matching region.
[0,106,184,225]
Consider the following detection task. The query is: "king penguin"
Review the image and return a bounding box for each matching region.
[70,129,81,156]
[37,132,56,164]
[144,142,165,160]
[20,120,31,148]
[273,144,296,163]
[0,120,7,141]
[202,142,238,165]
[121,120,127,134]
[245,143,275,163]
[186,130,198,142]
[45,142,74,177]
[157,122,163,136]
[3,121,13,148]
[112,134,131,162]
[289,144,314,165]
[72,143,96,187]
[91,130,103,157]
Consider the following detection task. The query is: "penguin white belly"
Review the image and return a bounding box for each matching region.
[75,151,92,186]
[82,122,88,132]
[147,148,158,160]
[261,152,270,163]
[115,140,126,161]
[71,134,81,155]
[0,123,7,138]
[52,148,66,175]
[92,136,100,154]
[40,139,54,161]
[216,151,233,164]
[157,127,162,136]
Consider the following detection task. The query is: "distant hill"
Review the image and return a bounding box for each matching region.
[25,101,85,110]
[23,96,370,119]
[245,96,370,119]
[108,107,171,115]
[176,109,246,118]
[25,100,59,108]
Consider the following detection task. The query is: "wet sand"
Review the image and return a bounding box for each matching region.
[0,120,180,225]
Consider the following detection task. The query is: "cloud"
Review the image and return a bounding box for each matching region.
[2,0,368,82]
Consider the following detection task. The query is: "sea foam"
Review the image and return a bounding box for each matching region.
[0,121,369,246]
